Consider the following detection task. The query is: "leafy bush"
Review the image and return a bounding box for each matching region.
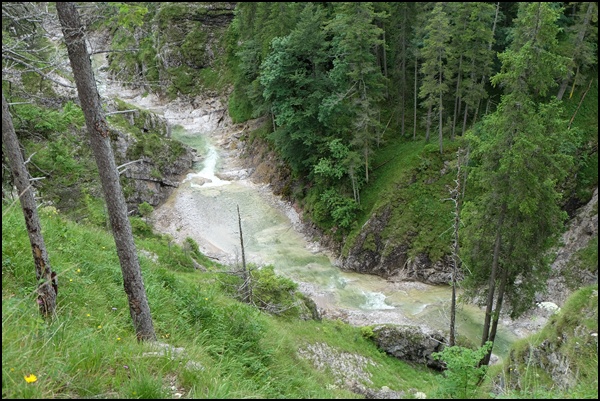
[318,188,361,230]
[13,101,84,138]
[138,201,154,217]
[250,265,305,318]
[432,341,492,399]
[130,216,153,237]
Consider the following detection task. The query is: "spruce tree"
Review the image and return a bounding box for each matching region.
[460,2,575,366]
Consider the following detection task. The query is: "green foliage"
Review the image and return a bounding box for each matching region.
[497,285,598,399]
[250,265,303,318]
[227,87,254,123]
[460,2,579,325]
[571,235,598,273]
[114,3,148,30]
[138,201,153,217]
[130,216,153,237]
[180,29,208,68]
[12,101,85,138]
[432,341,492,399]
[318,189,361,230]
[360,325,375,339]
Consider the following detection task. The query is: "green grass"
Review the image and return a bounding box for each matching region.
[3,181,598,399]
[342,135,464,262]
[2,201,442,399]
[482,285,598,399]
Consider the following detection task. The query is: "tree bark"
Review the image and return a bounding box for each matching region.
[438,54,443,154]
[56,2,156,341]
[449,148,464,346]
[451,54,463,140]
[400,6,407,137]
[3,94,57,318]
[482,261,509,366]
[481,205,505,348]
[425,104,432,142]
[413,55,418,140]
[473,2,500,128]
[237,205,252,304]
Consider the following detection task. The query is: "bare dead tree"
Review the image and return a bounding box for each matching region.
[450,149,461,345]
[56,2,156,341]
[237,204,252,304]
[2,94,58,317]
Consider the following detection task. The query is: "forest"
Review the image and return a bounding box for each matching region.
[2,2,598,399]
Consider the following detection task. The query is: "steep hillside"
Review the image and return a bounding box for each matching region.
[2,202,597,399]
[489,285,598,398]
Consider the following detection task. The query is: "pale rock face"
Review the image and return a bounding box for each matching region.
[536,301,561,314]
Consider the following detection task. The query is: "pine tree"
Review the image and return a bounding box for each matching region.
[323,2,387,182]
[556,2,598,101]
[418,2,452,153]
[2,94,58,318]
[260,3,330,176]
[56,2,156,341]
[460,2,576,366]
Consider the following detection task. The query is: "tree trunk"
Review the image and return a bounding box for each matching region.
[413,55,418,140]
[462,102,469,137]
[482,261,509,366]
[449,148,464,346]
[400,7,407,137]
[237,205,252,304]
[56,2,156,341]
[473,2,500,128]
[481,205,505,348]
[2,94,57,318]
[452,55,463,140]
[556,2,594,101]
[438,56,443,154]
[382,26,388,98]
[425,104,432,142]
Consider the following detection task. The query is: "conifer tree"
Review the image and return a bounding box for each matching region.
[2,94,58,318]
[556,2,598,101]
[56,2,156,341]
[418,2,452,153]
[460,2,575,366]
[260,3,329,175]
[323,2,387,182]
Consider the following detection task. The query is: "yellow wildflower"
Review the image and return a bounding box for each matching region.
[24,374,37,383]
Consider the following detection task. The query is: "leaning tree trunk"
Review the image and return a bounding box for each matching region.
[3,94,57,317]
[56,2,156,341]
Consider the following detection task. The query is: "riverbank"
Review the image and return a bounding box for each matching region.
[97,68,573,357]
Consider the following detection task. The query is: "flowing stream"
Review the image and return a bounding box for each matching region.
[96,70,518,359]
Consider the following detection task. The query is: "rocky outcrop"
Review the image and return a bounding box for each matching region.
[341,205,459,285]
[493,287,598,395]
[108,101,195,212]
[543,187,598,306]
[370,324,447,370]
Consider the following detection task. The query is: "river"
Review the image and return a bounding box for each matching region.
[96,72,523,359]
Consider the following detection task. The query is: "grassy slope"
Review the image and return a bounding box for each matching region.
[344,77,598,263]
[343,134,464,263]
[481,285,598,399]
[1,202,440,399]
[4,201,596,399]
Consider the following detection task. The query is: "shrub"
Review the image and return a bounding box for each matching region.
[432,341,492,399]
